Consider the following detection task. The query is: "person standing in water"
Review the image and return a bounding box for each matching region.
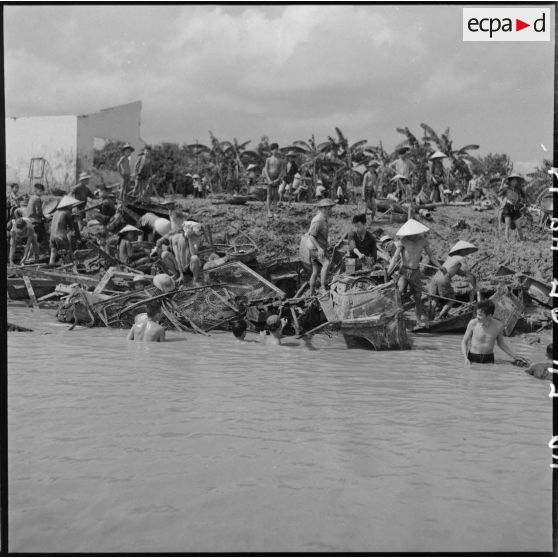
[127,302,166,342]
[461,299,529,365]
[264,143,285,218]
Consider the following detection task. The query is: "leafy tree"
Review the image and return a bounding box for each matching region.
[293,134,330,189]
[93,140,127,170]
[420,123,480,185]
[477,153,513,177]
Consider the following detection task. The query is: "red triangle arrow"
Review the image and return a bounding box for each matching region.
[516,18,530,31]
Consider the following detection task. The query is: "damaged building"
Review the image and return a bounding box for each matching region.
[6,100,145,192]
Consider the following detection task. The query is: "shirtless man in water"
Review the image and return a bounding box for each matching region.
[264,143,285,218]
[461,299,528,365]
[127,302,166,342]
[387,220,444,325]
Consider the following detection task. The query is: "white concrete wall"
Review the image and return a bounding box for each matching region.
[77,100,145,175]
[5,115,78,193]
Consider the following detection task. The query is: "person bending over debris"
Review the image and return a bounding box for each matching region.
[9,217,39,266]
[49,195,80,265]
[387,219,445,327]
[136,212,159,242]
[127,302,166,342]
[429,240,477,320]
[461,299,529,366]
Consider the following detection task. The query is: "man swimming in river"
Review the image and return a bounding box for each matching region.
[127,302,166,342]
[461,299,529,366]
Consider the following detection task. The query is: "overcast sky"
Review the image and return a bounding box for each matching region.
[4,4,554,172]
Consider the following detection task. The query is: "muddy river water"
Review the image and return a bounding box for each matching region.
[7,305,552,552]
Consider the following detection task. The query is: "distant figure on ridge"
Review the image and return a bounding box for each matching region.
[264,142,285,218]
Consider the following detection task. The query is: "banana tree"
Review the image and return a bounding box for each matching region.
[187,140,211,175]
[293,134,330,190]
[326,127,368,196]
[220,138,253,192]
[420,123,480,187]
[393,126,432,188]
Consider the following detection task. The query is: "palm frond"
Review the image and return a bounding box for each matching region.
[350,139,368,152]
[335,127,347,147]
[419,123,442,146]
[293,140,311,152]
[456,144,480,153]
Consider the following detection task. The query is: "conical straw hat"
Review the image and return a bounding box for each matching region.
[449,240,478,256]
[396,219,430,237]
[429,150,447,160]
[390,174,409,182]
[56,195,81,210]
[118,224,141,235]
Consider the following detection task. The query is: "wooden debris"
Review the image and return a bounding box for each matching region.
[22,276,38,309]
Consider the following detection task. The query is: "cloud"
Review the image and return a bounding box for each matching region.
[4,4,554,167]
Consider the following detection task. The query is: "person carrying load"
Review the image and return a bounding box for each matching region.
[49,195,81,265]
[498,173,527,242]
[387,218,445,327]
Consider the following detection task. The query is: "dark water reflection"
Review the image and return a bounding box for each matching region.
[8,306,551,552]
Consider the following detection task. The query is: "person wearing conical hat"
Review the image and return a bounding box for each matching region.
[386,219,445,326]
[426,151,448,204]
[497,173,526,242]
[117,224,142,266]
[71,172,95,231]
[429,240,478,320]
[49,195,80,265]
[305,198,336,295]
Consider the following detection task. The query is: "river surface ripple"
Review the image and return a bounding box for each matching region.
[8,306,551,552]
